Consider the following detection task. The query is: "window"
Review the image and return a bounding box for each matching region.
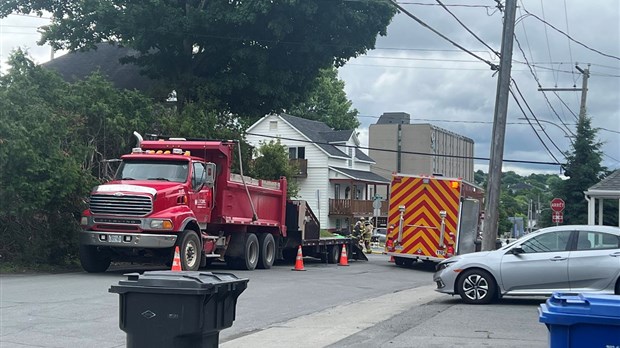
[269,121,278,130]
[334,184,340,200]
[288,147,305,159]
[576,231,620,250]
[192,162,206,191]
[521,231,571,253]
[348,147,353,167]
[116,160,188,183]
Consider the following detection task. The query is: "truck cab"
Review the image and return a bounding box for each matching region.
[79,139,221,273]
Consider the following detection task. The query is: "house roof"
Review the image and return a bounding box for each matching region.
[587,170,620,193]
[279,114,373,162]
[41,43,160,95]
[330,167,390,184]
[320,130,353,143]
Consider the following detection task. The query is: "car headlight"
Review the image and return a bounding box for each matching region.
[436,261,456,272]
[150,219,173,230]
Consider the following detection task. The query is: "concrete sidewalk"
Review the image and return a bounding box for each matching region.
[220,285,548,348]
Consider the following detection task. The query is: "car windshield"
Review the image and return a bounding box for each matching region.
[115,160,189,183]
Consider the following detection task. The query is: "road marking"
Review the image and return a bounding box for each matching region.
[221,285,441,348]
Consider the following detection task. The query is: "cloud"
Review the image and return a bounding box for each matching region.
[2,3,618,175]
[340,0,620,174]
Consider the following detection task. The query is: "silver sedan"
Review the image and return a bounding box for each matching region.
[433,225,620,304]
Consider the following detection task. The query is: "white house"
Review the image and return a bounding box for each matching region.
[245,114,390,232]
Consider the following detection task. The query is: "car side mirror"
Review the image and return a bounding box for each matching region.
[510,245,525,254]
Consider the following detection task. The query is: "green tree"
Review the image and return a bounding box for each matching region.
[1,1,396,115]
[287,67,359,130]
[0,50,156,266]
[250,140,299,198]
[555,116,606,225]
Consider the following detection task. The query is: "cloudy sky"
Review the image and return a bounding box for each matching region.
[1,1,618,176]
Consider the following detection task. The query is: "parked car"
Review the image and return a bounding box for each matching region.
[372,227,387,243]
[433,225,620,304]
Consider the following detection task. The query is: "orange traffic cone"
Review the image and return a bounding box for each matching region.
[292,245,306,271]
[339,244,349,266]
[171,246,182,271]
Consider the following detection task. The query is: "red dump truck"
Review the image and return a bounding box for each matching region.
[79,133,365,272]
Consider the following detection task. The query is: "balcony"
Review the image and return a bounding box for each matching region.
[328,199,389,217]
[289,158,308,178]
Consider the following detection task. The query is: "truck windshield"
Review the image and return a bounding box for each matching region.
[115,160,189,183]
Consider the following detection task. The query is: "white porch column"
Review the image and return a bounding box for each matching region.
[598,199,604,225]
[587,195,595,225]
[618,199,620,227]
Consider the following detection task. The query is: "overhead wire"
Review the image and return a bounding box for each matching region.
[244,131,562,166]
[386,0,499,70]
[510,78,567,159]
[538,0,558,86]
[508,85,562,164]
[522,7,620,61]
[434,0,500,57]
[513,34,577,135]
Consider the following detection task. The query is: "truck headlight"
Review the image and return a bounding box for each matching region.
[80,217,89,226]
[150,219,173,230]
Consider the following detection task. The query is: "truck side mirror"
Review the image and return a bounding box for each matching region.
[204,163,216,186]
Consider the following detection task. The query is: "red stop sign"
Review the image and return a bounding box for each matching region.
[551,198,565,212]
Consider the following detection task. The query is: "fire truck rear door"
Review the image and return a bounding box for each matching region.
[456,198,479,255]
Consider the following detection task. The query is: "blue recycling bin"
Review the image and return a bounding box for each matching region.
[539,292,620,348]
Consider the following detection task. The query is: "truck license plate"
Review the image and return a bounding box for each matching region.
[109,235,122,243]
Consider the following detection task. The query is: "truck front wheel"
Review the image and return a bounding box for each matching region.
[79,245,111,273]
[257,233,275,269]
[179,230,201,271]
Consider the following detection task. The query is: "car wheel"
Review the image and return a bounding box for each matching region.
[457,269,496,304]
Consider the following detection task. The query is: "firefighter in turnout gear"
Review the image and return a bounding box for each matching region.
[363,220,373,254]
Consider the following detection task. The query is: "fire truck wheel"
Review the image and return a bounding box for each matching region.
[179,230,201,271]
[394,257,405,266]
[327,245,340,264]
[79,246,111,273]
[457,269,497,304]
[257,233,275,269]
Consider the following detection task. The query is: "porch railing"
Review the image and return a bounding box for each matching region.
[328,199,389,216]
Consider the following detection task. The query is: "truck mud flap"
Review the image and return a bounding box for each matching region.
[349,242,368,261]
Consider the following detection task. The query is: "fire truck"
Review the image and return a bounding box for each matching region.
[79,132,365,273]
[385,174,484,265]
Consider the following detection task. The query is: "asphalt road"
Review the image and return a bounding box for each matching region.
[1,253,549,348]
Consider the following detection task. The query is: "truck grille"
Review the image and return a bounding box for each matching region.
[90,194,152,216]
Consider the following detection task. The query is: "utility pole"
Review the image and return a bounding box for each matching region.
[482,0,518,251]
[575,64,590,121]
[538,63,590,122]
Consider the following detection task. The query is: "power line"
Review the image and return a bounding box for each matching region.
[244,131,562,166]
[386,0,498,70]
[538,0,558,85]
[434,0,500,56]
[513,34,577,135]
[510,79,566,159]
[522,8,620,61]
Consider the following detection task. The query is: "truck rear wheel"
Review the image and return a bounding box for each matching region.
[228,233,259,270]
[327,245,340,264]
[79,245,111,273]
[179,230,201,271]
[257,233,275,269]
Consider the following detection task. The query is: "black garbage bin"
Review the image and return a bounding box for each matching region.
[109,271,248,348]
